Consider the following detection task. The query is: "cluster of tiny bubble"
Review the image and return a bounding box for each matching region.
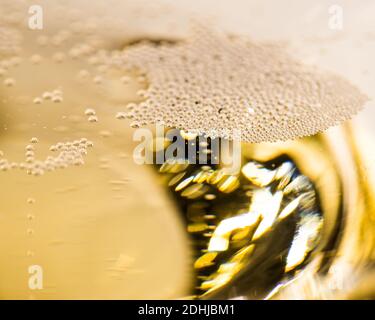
[34,88,64,104]
[0,138,93,176]
[115,27,368,142]
[85,108,98,122]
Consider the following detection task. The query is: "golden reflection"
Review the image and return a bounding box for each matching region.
[146,120,375,299]
[156,130,327,299]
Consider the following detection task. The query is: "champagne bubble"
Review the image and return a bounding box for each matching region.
[115,112,127,120]
[42,92,53,100]
[33,97,42,104]
[88,115,98,122]
[26,250,35,257]
[52,95,63,103]
[3,78,15,87]
[85,108,96,116]
[114,26,368,143]
[93,75,103,84]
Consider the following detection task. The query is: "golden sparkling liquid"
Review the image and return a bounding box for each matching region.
[0,2,375,300]
[0,37,192,299]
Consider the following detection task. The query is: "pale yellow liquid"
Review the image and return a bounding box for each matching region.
[0,32,191,299]
[1,1,375,300]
